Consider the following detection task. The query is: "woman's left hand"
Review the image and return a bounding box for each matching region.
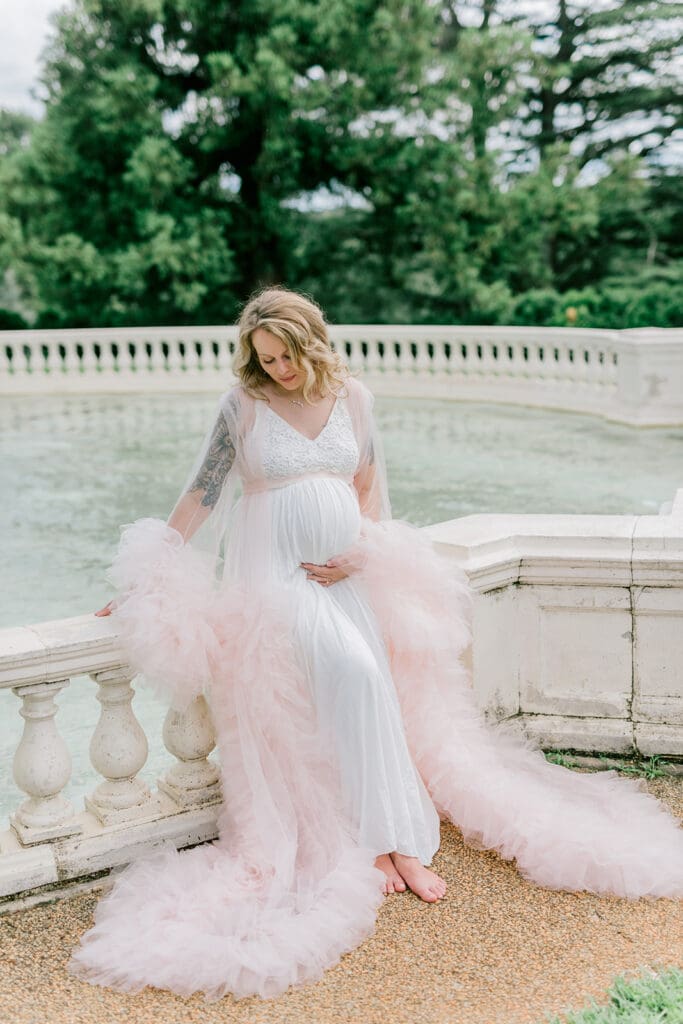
[300,559,349,587]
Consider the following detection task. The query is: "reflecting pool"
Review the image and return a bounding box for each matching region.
[2,391,682,630]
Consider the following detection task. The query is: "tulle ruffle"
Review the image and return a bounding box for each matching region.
[106,518,218,711]
[71,517,385,1000]
[69,841,382,1001]
[350,518,683,900]
[71,510,683,1004]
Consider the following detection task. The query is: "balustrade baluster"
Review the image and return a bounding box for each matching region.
[457,338,474,378]
[430,336,450,374]
[508,342,525,381]
[580,346,593,388]
[578,348,592,390]
[85,668,157,825]
[523,341,537,381]
[548,344,561,385]
[11,680,82,844]
[147,337,166,372]
[607,347,619,390]
[382,337,397,374]
[129,338,140,373]
[134,337,148,373]
[119,336,137,373]
[42,338,63,376]
[183,338,200,373]
[137,339,152,374]
[80,337,99,375]
[18,339,35,376]
[205,338,218,372]
[363,337,383,373]
[97,338,117,373]
[61,339,80,374]
[344,337,363,373]
[20,340,38,376]
[215,337,231,374]
[586,345,606,390]
[0,342,12,376]
[190,339,203,372]
[396,339,414,372]
[476,339,498,378]
[413,338,432,373]
[202,337,218,373]
[452,340,464,377]
[449,340,467,377]
[553,345,572,388]
[533,345,547,381]
[165,338,183,373]
[385,338,402,374]
[158,697,221,808]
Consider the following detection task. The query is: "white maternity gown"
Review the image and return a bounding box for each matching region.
[242,395,440,864]
[69,376,683,1002]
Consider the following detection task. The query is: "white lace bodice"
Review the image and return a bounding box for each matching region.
[262,397,359,481]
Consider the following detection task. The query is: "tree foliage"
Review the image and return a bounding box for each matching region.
[0,0,680,328]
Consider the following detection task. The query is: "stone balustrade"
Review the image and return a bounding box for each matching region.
[1,496,681,905]
[0,615,222,904]
[427,489,683,756]
[2,324,683,425]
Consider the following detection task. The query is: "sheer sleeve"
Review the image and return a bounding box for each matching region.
[345,376,392,522]
[353,435,386,522]
[103,387,243,709]
[166,408,237,542]
[161,386,244,570]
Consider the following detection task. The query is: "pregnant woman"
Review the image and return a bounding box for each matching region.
[70,286,683,1002]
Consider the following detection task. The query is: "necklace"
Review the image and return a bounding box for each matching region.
[270,382,321,408]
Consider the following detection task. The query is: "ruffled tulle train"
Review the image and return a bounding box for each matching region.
[69,515,683,1002]
[70,520,385,999]
[348,519,683,900]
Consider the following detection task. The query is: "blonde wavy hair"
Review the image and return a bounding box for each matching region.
[234,286,349,403]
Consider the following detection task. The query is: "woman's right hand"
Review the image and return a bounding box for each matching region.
[94,599,117,617]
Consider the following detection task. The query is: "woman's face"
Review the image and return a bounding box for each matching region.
[252,328,306,392]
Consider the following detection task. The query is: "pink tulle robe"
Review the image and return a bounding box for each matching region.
[68,375,683,1002]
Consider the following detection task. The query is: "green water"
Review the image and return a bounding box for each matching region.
[2,391,681,630]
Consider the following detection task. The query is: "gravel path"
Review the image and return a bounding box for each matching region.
[1,775,681,1024]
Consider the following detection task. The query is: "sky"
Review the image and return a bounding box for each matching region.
[0,0,60,115]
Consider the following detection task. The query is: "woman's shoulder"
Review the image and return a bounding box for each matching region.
[340,373,373,401]
[217,381,260,433]
[340,373,375,413]
[219,382,251,410]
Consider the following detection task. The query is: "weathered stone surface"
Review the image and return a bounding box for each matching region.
[510,714,634,754]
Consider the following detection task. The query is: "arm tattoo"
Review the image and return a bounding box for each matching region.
[188,414,236,509]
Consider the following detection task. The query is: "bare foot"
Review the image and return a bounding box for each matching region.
[390,852,447,903]
[374,853,407,895]
[94,599,116,617]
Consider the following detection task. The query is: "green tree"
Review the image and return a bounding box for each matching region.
[0,0,680,326]
[423,1,683,306]
[2,0,438,326]
[514,0,682,167]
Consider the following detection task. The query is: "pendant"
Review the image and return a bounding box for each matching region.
[289,398,304,407]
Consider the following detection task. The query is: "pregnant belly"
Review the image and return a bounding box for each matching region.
[270,477,361,570]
